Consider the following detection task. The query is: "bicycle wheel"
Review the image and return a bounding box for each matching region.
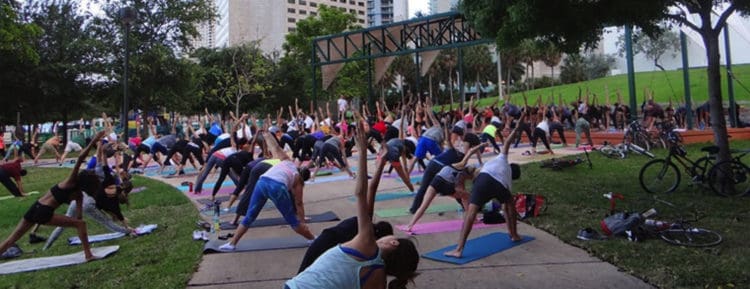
[708,160,750,197]
[630,143,655,158]
[599,145,624,159]
[639,159,681,194]
[634,132,651,152]
[689,156,712,184]
[660,228,723,247]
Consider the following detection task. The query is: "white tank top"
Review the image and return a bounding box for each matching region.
[262,160,298,189]
[480,154,512,191]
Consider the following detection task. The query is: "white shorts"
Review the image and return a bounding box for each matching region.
[64,142,82,153]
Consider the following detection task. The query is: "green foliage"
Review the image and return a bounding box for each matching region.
[514,141,750,288]
[559,53,616,84]
[616,28,681,71]
[0,168,202,289]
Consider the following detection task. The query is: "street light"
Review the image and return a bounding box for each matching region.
[119,6,136,145]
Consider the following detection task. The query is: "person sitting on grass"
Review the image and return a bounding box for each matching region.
[0,130,106,262]
[219,129,315,251]
[404,144,484,233]
[287,114,419,289]
[444,115,524,259]
[0,156,27,198]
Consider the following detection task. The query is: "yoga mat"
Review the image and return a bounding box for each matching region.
[220,211,340,230]
[396,219,502,235]
[201,206,239,216]
[129,186,147,194]
[315,171,333,176]
[163,171,200,179]
[376,203,460,218]
[395,176,423,185]
[422,232,534,265]
[0,191,39,201]
[348,191,414,202]
[177,180,235,192]
[195,195,232,205]
[203,236,309,254]
[305,174,353,184]
[0,245,119,275]
[67,224,158,245]
[382,170,423,179]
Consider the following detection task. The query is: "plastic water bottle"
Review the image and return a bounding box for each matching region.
[212,201,221,235]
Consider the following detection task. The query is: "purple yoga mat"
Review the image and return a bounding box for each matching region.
[396,219,503,235]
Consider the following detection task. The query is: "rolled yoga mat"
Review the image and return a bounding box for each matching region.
[203,236,309,254]
[422,232,534,265]
[220,211,340,230]
[0,245,120,275]
[68,224,158,245]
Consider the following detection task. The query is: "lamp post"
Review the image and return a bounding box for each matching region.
[119,7,136,145]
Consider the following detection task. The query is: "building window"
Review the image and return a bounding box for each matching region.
[358,1,364,6]
[349,0,355,4]
[288,27,297,32]
[288,17,296,23]
[300,9,307,15]
[358,10,364,15]
[311,11,317,16]
[339,0,345,3]
[310,2,317,7]
[349,9,355,13]
[339,7,346,11]
[288,8,295,13]
[299,0,307,4]
[358,19,365,24]
[287,0,295,3]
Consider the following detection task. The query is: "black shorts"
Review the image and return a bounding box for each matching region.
[430,176,455,196]
[470,173,511,206]
[24,201,55,224]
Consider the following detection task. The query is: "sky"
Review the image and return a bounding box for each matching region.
[408,0,430,17]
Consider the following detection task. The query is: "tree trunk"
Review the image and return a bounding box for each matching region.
[429,74,433,103]
[704,32,731,163]
[449,70,454,108]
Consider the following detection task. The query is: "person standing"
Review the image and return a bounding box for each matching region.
[337,95,348,122]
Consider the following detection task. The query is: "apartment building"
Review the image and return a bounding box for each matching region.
[367,0,408,26]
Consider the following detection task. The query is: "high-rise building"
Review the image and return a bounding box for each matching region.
[429,0,457,15]
[194,0,369,53]
[367,0,408,26]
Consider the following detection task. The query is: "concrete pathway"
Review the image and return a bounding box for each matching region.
[143,145,652,289]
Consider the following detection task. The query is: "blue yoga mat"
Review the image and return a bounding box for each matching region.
[422,232,534,265]
[348,191,414,202]
[177,180,235,192]
[396,176,423,185]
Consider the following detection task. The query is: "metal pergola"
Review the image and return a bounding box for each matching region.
[310,11,493,109]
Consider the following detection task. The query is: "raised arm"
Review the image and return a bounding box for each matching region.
[452,144,483,170]
[65,130,106,184]
[503,114,525,155]
[353,115,374,240]
[425,98,440,128]
[262,131,289,161]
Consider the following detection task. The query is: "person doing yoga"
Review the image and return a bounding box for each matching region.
[0,131,106,262]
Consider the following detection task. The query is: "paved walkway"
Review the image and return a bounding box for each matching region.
[146,145,652,289]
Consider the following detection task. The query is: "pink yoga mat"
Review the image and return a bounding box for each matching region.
[396,219,503,235]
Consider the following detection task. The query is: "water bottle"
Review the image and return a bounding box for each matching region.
[212,201,221,235]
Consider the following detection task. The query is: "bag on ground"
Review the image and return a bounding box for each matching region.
[514,194,546,219]
[600,212,642,236]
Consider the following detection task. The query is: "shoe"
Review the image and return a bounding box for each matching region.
[29,234,46,244]
[222,207,230,212]
[0,244,22,259]
[192,230,202,241]
[218,233,234,240]
[201,231,210,242]
[577,228,604,241]
[218,243,235,251]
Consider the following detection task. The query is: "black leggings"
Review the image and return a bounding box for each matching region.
[530,127,552,151]
[512,122,533,147]
[20,143,34,159]
[294,135,316,161]
[481,132,501,152]
[409,161,442,213]
[549,121,567,144]
[317,144,346,168]
[236,162,273,218]
[0,169,22,197]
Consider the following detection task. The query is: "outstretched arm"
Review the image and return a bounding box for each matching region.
[503,114,525,155]
[65,130,106,185]
[262,131,289,161]
[452,144,482,170]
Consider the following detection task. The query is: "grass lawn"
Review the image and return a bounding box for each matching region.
[514,140,750,289]
[469,63,750,108]
[0,167,202,289]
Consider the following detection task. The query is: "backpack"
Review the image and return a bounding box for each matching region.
[600,212,642,236]
[514,194,546,219]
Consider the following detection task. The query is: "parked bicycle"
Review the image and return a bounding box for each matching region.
[639,196,722,247]
[638,131,720,194]
[707,148,750,197]
[624,120,655,152]
[598,121,657,159]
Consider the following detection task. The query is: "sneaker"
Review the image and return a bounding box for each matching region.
[29,234,46,244]
[201,231,210,242]
[218,243,235,251]
[577,228,604,241]
[192,230,202,241]
[0,244,22,259]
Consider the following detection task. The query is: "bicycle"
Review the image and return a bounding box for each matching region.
[540,147,593,170]
[598,140,655,159]
[638,131,719,194]
[707,148,750,197]
[638,196,722,247]
[624,120,654,153]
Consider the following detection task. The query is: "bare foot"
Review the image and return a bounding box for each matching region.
[85,255,101,262]
[443,249,462,258]
[510,235,523,242]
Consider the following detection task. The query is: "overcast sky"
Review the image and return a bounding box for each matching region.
[408,0,430,17]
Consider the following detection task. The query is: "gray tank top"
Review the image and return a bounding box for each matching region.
[325,136,341,148]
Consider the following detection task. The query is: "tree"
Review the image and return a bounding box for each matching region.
[616,27,681,71]
[88,0,215,116]
[538,41,563,85]
[463,45,496,97]
[282,5,363,105]
[461,0,750,185]
[0,2,41,124]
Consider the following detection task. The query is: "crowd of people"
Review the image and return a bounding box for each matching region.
[0,91,728,287]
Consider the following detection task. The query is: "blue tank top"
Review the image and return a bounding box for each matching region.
[286,245,384,289]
